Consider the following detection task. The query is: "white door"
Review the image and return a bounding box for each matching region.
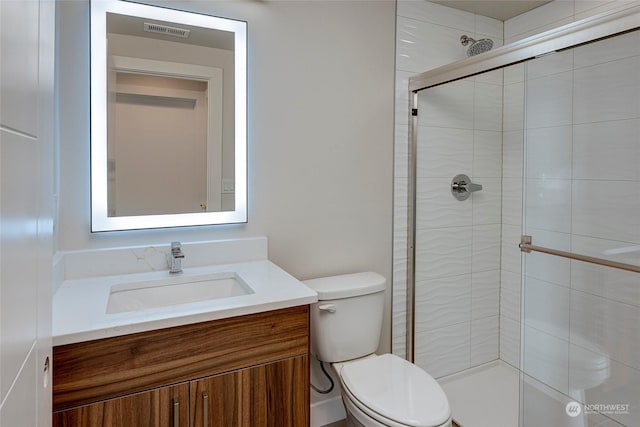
[0,0,55,426]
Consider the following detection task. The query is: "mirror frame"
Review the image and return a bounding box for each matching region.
[90,0,247,231]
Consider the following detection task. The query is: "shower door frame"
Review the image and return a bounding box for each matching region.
[404,3,640,363]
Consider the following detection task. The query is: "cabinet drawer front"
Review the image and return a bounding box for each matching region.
[53,306,309,411]
[191,355,309,427]
[53,383,189,427]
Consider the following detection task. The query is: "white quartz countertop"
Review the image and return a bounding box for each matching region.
[53,260,317,346]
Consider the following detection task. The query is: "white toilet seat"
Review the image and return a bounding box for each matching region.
[334,354,452,427]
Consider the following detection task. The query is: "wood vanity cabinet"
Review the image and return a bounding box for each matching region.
[52,306,310,427]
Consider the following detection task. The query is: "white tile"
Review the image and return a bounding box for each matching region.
[415,226,472,281]
[505,17,575,45]
[472,178,501,225]
[501,177,523,226]
[503,82,525,131]
[574,0,618,15]
[415,322,470,378]
[416,127,473,178]
[526,71,573,129]
[572,179,640,243]
[524,277,571,340]
[394,176,408,224]
[569,344,640,427]
[523,325,569,394]
[504,0,574,41]
[504,63,525,85]
[573,56,640,124]
[471,270,500,320]
[474,82,503,132]
[526,50,574,79]
[574,28,640,69]
[526,125,572,179]
[394,124,409,178]
[396,0,475,31]
[501,239,523,276]
[475,15,503,39]
[502,131,524,179]
[419,78,475,129]
[573,119,640,181]
[472,224,501,272]
[415,274,471,330]
[397,17,470,73]
[395,71,412,126]
[523,228,571,287]
[416,178,472,229]
[500,315,521,368]
[575,0,640,21]
[525,178,572,233]
[470,316,499,366]
[473,130,502,178]
[571,289,640,371]
[501,270,522,322]
[571,234,640,307]
[475,68,503,86]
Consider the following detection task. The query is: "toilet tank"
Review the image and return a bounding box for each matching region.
[303,272,385,363]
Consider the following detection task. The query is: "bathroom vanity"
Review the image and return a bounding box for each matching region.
[53,305,309,426]
[51,244,317,427]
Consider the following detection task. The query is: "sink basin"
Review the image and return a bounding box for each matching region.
[106,272,253,314]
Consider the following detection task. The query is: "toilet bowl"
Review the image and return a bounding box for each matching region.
[334,354,452,427]
[304,272,452,427]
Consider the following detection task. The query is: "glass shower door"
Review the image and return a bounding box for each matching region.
[520,28,640,427]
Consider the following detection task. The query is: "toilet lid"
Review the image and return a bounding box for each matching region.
[340,354,451,427]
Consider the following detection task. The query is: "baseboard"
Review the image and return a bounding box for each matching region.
[310,395,346,427]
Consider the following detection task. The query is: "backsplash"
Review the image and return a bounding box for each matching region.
[53,237,268,291]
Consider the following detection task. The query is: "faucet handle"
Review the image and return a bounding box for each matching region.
[171,241,181,249]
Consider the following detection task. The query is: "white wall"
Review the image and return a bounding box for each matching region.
[0,0,55,425]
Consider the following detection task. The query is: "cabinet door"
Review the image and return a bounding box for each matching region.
[52,383,189,427]
[191,355,308,427]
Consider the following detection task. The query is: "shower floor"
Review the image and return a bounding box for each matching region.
[438,360,520,427]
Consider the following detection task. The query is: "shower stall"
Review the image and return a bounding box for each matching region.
[399,4,640,427]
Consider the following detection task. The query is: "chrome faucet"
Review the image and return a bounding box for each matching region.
[170,242,184,274]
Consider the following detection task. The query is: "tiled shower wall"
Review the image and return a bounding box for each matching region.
[519,27,640,427]
[393,0,504,375]
[499,0,640,371]
[393,0,639,377]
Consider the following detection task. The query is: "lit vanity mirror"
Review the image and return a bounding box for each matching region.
[90,0,247,231]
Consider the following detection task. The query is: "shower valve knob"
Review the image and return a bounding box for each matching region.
[451,174,482,201]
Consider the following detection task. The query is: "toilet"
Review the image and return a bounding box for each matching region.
[304,272,452,427]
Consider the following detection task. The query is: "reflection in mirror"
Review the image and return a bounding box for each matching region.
[91,0,246,231]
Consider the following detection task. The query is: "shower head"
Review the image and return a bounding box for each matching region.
[460,35,494,57]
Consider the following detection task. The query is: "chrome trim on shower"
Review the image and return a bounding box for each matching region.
[406,91,419,363]
[520,235,640,274]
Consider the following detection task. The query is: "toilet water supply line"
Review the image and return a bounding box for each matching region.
[311,357,335,394]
